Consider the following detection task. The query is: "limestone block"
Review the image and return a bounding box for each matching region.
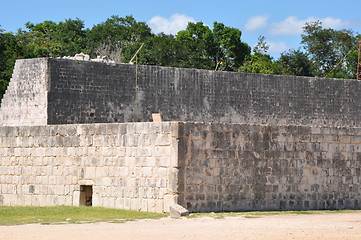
[130,198,141,211]
[153,199,163,213]
[144,157,156,167]
[150,123,161,134]
[1,194,9,205]
[124,156,136,166]
[160,146,171,157]
[116,167,128,177]
[159,157,170,167]
[140,199,148,211]
[168,168,179,193]
[163,194,178,213]
[8,194,18,206]
[84,167,96,179]
[124,198,131,209]
[147,199,156,212]
[24,195,33,206]
[102,177,112,186]
[126,147,137,157]
[170,139,179,167]
[142,146,153,157]
[141,167,153,177]
[115,197,124,209]
[156,168,168,179]
[95,167,107,177]
[128,135,138,147]
[170,204,189,218]
[145,188,155,199]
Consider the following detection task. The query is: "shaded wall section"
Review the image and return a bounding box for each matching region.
[1,58,361,127]
[177,122,361,212]
[46,58,361,126]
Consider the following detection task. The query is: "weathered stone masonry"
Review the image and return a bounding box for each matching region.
[1,58,361,212]
[1,121,361,212]
[0,122,179,212]
[177,123,361,212]
[2,58,361,127]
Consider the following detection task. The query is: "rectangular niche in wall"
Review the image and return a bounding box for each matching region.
[79,185,93,206]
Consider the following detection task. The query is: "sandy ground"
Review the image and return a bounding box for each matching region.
[2,213,361,240]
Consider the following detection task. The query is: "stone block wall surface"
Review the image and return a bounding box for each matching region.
[2,58,361,213]
[2,58,360,127]
[0,58,48,126]
[0,122,179,212]
[177,122,361,212]
[46,58,361,127]
[1,121,361,213]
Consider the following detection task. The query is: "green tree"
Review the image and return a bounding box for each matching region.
[277,49,314,76]
[212,22,251,70]
[176,22,215,69]
[0,29,20,98]
[17,18,87,58]
[86,15,152,62]
[239,36,278,74]
[176,22,250,71]
[134,33,187,67]
[253,35,269,55]
[301,21,360,78]
[239,54,279,74]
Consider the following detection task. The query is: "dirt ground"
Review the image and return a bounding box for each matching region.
[2,213,361,240]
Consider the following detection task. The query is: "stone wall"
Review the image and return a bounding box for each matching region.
[2,58,361,127]
[46,58,361,127]
[1,121,361,212]
[177,122,361,212]
[2,57,361,213]
[0,58,48,126]
[0,122,179,212]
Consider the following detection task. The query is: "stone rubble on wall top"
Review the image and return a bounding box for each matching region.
[60,53,116,63]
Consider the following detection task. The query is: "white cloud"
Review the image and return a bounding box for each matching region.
[244,15,268,31]
[148,14,196,35]
[321,17,346,28]
[267,41,290,54]
[269,16,348,36]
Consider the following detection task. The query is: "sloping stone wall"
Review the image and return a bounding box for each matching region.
[46,58,361,127]
[2,58,361,127]
[0,58,48,126]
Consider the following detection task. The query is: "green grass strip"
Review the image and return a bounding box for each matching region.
[1,206,360,226]
[0,206,167,225]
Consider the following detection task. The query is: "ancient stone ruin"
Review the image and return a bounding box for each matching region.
[1,57,361,213]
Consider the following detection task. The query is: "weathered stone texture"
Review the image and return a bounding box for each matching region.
[0,58,48,126]
[0,122,179,212]
[2,58,361,127]
[1,58,361,213]
[45,59,361,126]
[1,121,361,212]
[177,123,361,212]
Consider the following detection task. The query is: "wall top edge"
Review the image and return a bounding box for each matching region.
[17,57,355,82]
[15,57,49,63]
[0,121,360,130]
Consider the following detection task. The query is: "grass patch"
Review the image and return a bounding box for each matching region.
[1,206,360,225]
[0,206,167,226]
[187,209,361,219]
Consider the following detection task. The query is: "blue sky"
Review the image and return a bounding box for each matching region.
[1,0,361,58]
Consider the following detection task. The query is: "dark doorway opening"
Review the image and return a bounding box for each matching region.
[80,185,93,206]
